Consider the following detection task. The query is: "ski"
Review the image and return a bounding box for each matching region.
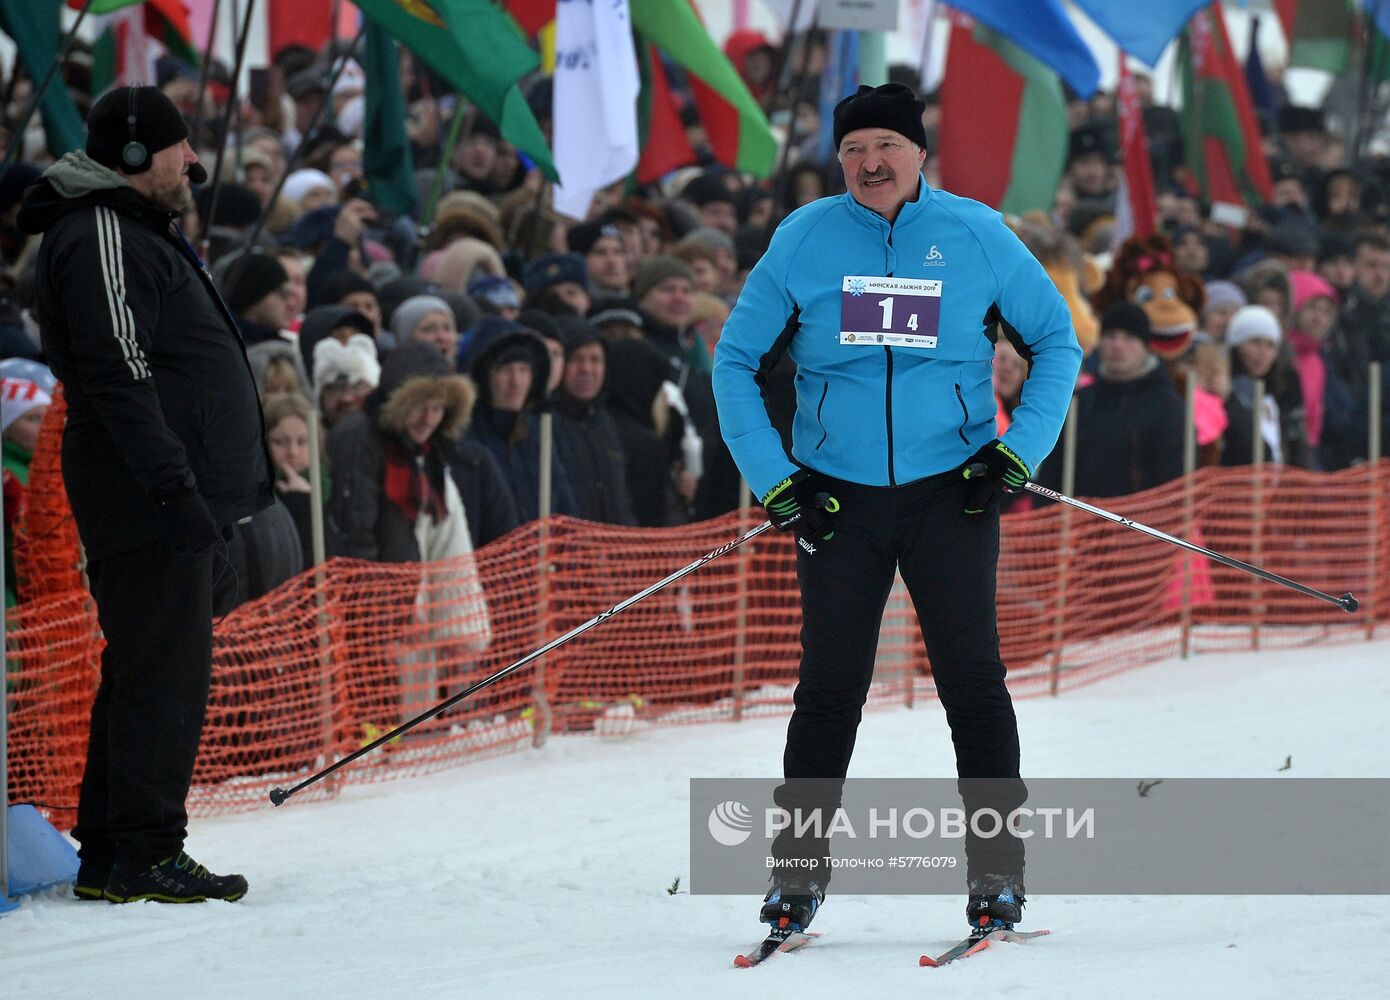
[733,930,822,968]
[919,927,1049,967]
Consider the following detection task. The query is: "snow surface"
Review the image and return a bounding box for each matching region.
[5,637,1390,999]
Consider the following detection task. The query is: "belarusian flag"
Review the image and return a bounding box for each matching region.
[77,0,201,82]
[938,13,1067,215]
[633,40,696,184]
[1178,4,1273,212]
[354,0,557,180]
[629,0,776,178]
[1114,55,1158,245]
[1273,0,1355,73]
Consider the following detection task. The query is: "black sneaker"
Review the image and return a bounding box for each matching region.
[104,851,248,903]
[760,876,825,933]
[966,872,1025,931]
[73,857,111,902]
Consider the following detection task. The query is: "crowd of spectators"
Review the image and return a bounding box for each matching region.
[1,28,1389,608]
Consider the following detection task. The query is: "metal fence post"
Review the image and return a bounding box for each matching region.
[532,413,554,748]
[733,479,752,721]
[1251,378,1265,652]
[1368,362,1382,641]
[1181,368,1197,659]
[306,408,337,792]
[1049,397,1078,695]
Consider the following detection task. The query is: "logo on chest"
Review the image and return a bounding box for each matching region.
[923,245,945,267]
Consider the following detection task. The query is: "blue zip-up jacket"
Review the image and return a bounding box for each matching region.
[712,177,1082,499]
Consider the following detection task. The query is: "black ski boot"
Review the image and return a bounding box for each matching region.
[965,872,1025,935]
[760,876,825,936]
[104,850,248,903]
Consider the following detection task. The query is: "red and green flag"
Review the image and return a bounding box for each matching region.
[629,0,776,179]
[1274,0,1356,73]
[506,0,774,180]
[1178,3,1274,212]
[938,13,1067,215]
[78,0,200,84]
[0,0,86,155]
[354,0,557,180]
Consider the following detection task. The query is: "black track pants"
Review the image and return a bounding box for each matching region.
[72,539,215,868]
[770,470,1026,885]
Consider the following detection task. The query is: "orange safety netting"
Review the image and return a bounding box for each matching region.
[6,434,1388,826]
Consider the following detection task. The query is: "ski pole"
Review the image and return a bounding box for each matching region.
[1023,482,1359,613]
[270,519,775,806]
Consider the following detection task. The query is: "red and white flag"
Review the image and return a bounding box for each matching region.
[1113,54,1158,248]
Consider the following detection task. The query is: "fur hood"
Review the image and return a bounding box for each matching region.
[375,341,477,443]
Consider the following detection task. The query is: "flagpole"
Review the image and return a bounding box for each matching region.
[418,102,468,240]
[201,0,259,257]
[767,3,814,234]
[0,0,97,173]
[190,0,224,151]
[239,23,369,252]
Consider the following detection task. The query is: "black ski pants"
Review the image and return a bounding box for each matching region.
[770,470,1026,886]
[72,539,215,869]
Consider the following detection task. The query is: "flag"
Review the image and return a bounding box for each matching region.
[1114,55,1157,246]
[91,8,152,95]
[78,0,200,68]
[630,0,776,178]
[362,21,416,217]
[0,0,86,157]
[938,14,1067,215]
[634,42,696,184]
[1244,16,1276,128]
[815,31,860,163]
[1070,0,1209,68]
[1273,1,1355,73]
[1178,3,1274,211]
[354,0,557,180]
[551,0,640,219]
[942,0,1100,98]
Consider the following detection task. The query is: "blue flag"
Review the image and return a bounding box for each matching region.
[945,0,1100,97]
[1361,0,1390,42]
[1245,16,1276,128]
[816,31,859,163]
[1070,0,1209,68]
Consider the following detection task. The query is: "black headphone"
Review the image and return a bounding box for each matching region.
[121,85,149,172]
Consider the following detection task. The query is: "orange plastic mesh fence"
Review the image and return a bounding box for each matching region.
[7,462,1387,825]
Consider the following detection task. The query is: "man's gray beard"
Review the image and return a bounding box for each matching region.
[153,181,192,213]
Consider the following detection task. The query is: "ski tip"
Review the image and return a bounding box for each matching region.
[918,955,940,967]
[733,955,754,969]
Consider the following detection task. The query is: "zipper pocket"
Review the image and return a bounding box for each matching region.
[814,381,829,451]
[954,383,970,445]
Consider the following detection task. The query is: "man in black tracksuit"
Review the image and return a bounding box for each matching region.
[18,86,272,903]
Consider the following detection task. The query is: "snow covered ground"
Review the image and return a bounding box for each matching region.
[5,637,1389,999]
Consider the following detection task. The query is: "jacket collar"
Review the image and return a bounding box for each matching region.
[841,173,933,230]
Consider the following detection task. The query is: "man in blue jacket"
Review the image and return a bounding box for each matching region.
[713,84,1081,939]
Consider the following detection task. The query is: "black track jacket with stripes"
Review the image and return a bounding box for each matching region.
[18,152,272,561]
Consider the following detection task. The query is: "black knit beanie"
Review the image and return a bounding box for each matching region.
[223,252,289,314]
[1100,302,1152,345]
[86,85,192,175]
[833,83,928,151]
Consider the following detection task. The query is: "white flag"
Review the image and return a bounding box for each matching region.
[552,0,641,221]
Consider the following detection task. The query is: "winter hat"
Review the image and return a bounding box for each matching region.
[313,333,381,398]
[680,171,737,208]
[281,168,336,207]
[312,268,377,311]
[86,85,204,180]
[832,83,928,151]
[1,377,51,433]
[468,274,521,314]
[632,255,696,303]
[1100,302,1152,345]
[298,305,375,377]
[0,358,55,394]
[377,276,438,327]
[1226,304,1283,348]
[1289,270,1339,315]
[439,291,481,334]
[222,251,289,313]
[523,252,588,297]
[567,221,623,256]
[390,294,454,344]
[1201,280,1247,318]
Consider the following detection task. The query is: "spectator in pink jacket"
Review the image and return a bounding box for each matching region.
[1287,271,1339,450]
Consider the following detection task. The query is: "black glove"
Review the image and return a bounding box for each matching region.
[960,439,1031,515]
[158,487,221,554]
[761,469,840,541]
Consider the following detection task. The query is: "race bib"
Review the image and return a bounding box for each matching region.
[840,276,942,349]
